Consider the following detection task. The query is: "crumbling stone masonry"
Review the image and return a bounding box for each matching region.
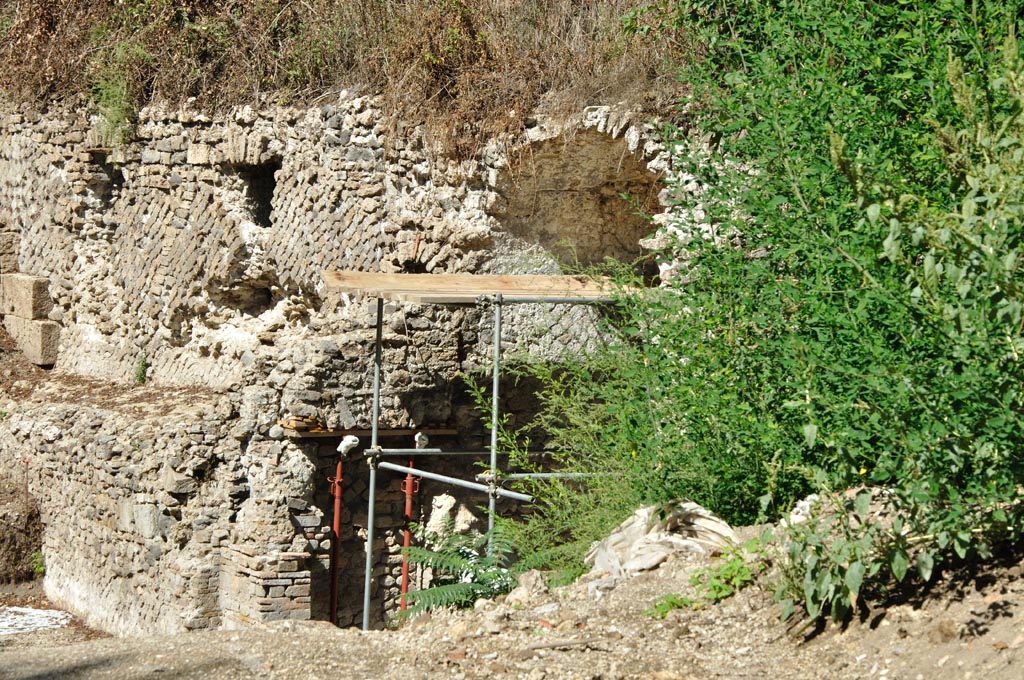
[0,92,668,635]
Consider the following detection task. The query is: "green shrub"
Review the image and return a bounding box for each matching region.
[510,0,1024,623]
[650,0,1024,623]
[31,550,44,576]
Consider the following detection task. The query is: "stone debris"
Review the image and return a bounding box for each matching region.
[506,569,549,607]
[584,500,737,595]
[782,493,820,527]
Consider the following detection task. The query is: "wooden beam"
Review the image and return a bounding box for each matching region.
[321,271,618,304]
[283,427,459,440]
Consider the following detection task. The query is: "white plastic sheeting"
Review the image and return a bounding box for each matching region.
[0,606,71,635]
[584,500,737,596]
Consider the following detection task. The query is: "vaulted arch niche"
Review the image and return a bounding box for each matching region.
[491,129,664,274]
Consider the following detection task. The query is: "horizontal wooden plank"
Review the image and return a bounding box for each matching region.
[321,271,617,303]
[284,427,459,440]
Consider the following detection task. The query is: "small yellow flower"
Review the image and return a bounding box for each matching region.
[859,467,867,476]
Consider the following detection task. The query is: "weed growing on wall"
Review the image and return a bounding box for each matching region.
[30,550,44,576]
[134,351,148,385]
[91,40,153,147]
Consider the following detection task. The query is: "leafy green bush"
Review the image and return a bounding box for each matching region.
[776,37,1024,622]
[510,0,1024,622]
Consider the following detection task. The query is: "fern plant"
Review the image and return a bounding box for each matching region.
[403,518,516,614]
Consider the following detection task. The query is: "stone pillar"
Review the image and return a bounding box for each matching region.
[0,273,59,365]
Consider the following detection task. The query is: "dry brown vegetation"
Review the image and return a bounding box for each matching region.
[0,1,690,151]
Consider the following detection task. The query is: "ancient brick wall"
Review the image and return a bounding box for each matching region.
[0,94,667,634]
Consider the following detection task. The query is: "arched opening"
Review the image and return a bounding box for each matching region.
[491,129,663,277]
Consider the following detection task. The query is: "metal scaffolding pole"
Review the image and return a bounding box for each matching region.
[379,461,533,502]
[477,472,613,481]
[501,296,615,304]
[362,297,383,631]
[488,294,502,554]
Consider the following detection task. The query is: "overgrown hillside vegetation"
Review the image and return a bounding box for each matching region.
[0,0,686,151]
[502,0,1024,623]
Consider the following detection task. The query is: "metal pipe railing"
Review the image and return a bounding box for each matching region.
[477,472,613,481]
[372,448,511,457]
[378,461,533,503]
[498,296,616,304]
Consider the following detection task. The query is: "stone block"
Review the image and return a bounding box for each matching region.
[3,315,58,365]
[116,499,135,532]
[133,503,161,540]
[161,466,198,495]
[2,273,53,319]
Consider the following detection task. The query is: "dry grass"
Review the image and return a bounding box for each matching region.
[0,1,691,152]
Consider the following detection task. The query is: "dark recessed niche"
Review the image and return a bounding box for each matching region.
[236,160,281,229]
[213,283,275,317]
[88,150,125,210]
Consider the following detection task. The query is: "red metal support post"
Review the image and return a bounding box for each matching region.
[399,457,419,611]
[328,456,343,625]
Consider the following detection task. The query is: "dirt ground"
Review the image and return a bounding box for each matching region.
[1,537,1022,679]
[2,330,1023,679]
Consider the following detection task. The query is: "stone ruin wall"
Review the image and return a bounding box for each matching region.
[0,93,668,635]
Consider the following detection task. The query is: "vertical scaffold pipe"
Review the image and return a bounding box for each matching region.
[401,431,428,610]
[488,294,502,555]
[362,297,384,631]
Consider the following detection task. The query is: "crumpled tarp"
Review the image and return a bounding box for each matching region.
[583,500,737,595]
[0,606,71,636]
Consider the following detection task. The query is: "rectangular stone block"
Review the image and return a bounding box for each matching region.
[3,315,58,365]
[2,273,52,319]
